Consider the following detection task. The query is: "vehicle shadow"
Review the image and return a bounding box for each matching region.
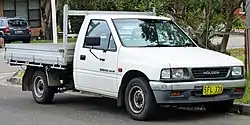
[52,94,229,122]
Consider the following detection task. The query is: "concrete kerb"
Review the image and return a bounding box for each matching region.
[7,70,24,85]
[231,103,250,116]
[4,70,250,116]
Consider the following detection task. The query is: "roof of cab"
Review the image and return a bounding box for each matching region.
[86,14,171,20]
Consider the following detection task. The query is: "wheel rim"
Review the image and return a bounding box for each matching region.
[33,76,45,98]
[128,86,145,114]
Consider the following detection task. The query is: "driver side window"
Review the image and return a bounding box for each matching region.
[84,20,117,51]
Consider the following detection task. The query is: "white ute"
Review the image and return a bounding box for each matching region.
[4,4,246,120]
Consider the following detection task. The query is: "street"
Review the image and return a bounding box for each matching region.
[212,35,245,49]
[0,49,20,73]
[1,46,250,125]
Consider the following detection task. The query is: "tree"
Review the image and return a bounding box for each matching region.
[41,0,65,40]
[44,0,245,53]
[41,0,52,40]
[164,0,245,53]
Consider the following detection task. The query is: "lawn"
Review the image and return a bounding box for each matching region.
[11,38,77,44]
[228,48,250,104]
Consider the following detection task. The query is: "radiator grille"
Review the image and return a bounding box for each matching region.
[192,67,230,79]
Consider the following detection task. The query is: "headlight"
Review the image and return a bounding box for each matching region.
[232,67,243,76]
[161,68,190,80]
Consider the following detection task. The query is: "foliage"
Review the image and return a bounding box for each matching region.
[233,19,247,29]
[43,0,245,52]
[162,0,245,52]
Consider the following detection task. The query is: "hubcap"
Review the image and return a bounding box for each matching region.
[33,76,45,98]
[128,86,145,114]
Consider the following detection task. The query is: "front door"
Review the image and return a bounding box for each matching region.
[75,19,118,97]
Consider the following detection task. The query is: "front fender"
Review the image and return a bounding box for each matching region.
[119,61,170,81]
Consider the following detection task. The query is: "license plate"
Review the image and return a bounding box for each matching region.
[202,85,224,95]
[15,31,23,34]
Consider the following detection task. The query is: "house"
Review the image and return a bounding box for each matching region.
[0,0,43,37]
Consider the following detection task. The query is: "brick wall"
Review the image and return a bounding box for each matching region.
[31,28,42,37]
[0,0,3,17]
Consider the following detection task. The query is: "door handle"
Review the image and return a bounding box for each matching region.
[99,58,105,61]
[80,55,86,60]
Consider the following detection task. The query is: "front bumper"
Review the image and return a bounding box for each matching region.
[149,79,246,104]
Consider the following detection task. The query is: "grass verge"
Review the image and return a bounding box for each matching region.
[11,38,77,44]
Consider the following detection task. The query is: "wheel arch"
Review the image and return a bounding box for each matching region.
[117,70,150,107]
[22,66,42,91]
[22,66,64,91]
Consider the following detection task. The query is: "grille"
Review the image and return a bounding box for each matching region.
[192,67,230,79]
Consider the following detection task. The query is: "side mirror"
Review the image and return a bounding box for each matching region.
[84,36,101,46]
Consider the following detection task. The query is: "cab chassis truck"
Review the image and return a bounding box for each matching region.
[4,4,246,121]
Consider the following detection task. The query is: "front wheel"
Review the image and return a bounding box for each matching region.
[125,77,157,121]
[31,70,55,104]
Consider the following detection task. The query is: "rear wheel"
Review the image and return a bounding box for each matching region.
[23,40,30,43]
[31,70,55,104]
[125,77,157,121]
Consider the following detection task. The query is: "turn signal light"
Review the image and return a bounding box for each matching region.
[170,91,181,96]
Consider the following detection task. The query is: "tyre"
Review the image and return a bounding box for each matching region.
[23,40,30,43]
[125,77,157,121]
[204,100,234,113]
[31,70,55,104]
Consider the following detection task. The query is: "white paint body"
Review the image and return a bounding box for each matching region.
[73,15,244,98]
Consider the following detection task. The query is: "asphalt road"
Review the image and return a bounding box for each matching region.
[0,48,20,73]
[1,79,250,125]
[212,35,245,49]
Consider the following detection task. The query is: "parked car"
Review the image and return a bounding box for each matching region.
[0,17,31,44]
[4,5,247,121]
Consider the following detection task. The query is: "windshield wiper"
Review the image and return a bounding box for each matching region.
[181,43,195,47]
[173,43,195,47]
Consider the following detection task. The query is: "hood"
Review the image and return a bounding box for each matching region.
[120,47,243,68]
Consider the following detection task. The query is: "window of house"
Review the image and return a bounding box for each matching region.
[3,0,41,28]
[16,0,28,20]
[3,0,15,18]
[28,0,41,28]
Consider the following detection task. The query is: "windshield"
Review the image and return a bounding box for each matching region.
[8,19,28,26]
[0,20,7,27]
[113,19,196,47]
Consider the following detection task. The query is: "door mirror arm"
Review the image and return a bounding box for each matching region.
[89,48,105,61]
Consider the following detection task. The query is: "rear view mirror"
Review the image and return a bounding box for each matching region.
[84,36,101,46]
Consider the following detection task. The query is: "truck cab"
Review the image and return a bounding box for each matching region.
[4,5,246,121]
